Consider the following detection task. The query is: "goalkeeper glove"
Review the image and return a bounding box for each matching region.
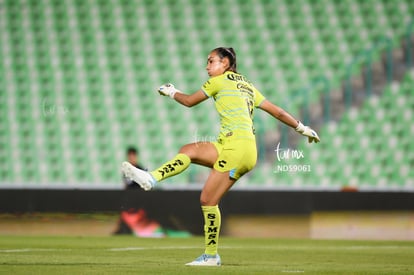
[295,121,320,143]
[158,83,179,99]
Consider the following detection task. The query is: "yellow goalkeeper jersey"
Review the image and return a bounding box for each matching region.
[201,71,266,140]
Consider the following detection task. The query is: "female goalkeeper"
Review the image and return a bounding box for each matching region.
[122,47,319,266]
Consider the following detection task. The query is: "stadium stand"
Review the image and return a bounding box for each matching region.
[0,0,412,189]
[257,71,414,191]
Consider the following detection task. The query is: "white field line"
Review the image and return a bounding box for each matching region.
[0,245,411,253]
[232,245,413,251]
[108,245,413,252]
[108,246,200,251]
[0,248,71,253]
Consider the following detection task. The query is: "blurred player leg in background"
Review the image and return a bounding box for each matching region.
[114,147,191,237]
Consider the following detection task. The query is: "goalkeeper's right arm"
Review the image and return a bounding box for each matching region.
[258,99,320,143]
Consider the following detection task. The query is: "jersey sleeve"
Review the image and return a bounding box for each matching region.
[253,86,266,107]
[201,75,222,97]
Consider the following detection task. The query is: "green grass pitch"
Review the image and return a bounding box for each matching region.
[0,236,413,274]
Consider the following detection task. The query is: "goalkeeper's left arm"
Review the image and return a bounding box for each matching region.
[258,99,320,143]
[158,83,208,107]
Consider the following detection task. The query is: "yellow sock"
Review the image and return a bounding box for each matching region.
[202,205,221,256]
[150,153,191,182]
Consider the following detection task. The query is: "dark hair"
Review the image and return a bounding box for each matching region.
[126,146,138,155]
[213,47,237,73]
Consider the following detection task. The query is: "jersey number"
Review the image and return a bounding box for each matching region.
[245,98,253,118]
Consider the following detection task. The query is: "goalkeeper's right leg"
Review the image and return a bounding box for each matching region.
[149,153,191,182]
[149,142,218,182]
[122,151,192,191]
[121,162,156,191]
[122,142,218,190]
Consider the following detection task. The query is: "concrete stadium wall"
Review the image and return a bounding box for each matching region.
[1,189,413,213]
[1,190,413,239]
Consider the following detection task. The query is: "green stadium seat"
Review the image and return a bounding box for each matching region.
[0,0,413,189]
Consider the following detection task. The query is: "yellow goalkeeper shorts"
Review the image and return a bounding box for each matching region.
[212,135,257,180]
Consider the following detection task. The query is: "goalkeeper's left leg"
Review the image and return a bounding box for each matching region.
[186,169,236,266]
[202,205,221,256]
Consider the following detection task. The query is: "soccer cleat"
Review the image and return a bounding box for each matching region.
[185,254,221,266]
[121,162,156,191]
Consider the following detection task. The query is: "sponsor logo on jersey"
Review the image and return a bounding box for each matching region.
[227,73,252,84]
